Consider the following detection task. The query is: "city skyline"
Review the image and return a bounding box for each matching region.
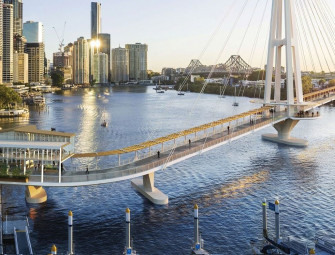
[23,0,335,72]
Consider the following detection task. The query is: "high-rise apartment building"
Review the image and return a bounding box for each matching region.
[23,21,43,43]
[93,52,108,84]
[25,43,44,83]
[13,52,28,83]
[98,33,110,82]
[0,0,3,84]
[13,34,26,53]
[73,37,89,85]
[125,43,148,81]
[5,0,22,36]
[91,2,101,39]
[112,47,129,83]
[3,3,14,84]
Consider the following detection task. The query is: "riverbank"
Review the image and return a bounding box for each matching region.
[174,83,289,99]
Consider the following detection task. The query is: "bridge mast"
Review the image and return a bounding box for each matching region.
[264,0,303,114]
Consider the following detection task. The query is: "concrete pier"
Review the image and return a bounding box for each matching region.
[25,186,47,203]
[131,172,168,205]
[262,119,308,147]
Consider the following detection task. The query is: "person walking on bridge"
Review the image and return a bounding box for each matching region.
[157,151,160,158]
[227,126,230,134]
[86,165,89,175]
[189,139,191,148]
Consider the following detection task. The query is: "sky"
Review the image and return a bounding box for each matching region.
[24,0,335,72]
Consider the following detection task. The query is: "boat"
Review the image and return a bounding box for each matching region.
[0,108,29,118]
[156,81,164,93]
[101,120,108,127]
[32,95,45,106]
[232,86,239,106]
[62,84,72,90]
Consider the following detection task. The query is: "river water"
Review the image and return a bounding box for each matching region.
[1,86,335,254]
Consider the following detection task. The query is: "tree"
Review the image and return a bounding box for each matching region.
[302,76,312,94]
[0,85,22,108]
[147,72,160,79]
[89,79,96,86]
[329,79,335,87]
[51,70,64,87]
[248,70,266,81]
[319,79,326,86]
[65,79,73,84]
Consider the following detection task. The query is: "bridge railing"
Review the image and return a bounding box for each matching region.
[27,115,288,184]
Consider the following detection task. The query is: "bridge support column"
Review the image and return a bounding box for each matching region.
[262,119,307,147]
[25,186,47,203]
[131,172,168,205]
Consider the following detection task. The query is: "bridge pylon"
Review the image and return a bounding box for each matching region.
[131,172,168,205]
[264,0,303,113]
[263,0,308,147]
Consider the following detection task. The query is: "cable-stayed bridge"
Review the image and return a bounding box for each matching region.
[1,0,335,204]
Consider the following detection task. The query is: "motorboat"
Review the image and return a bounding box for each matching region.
[101,120,108,127]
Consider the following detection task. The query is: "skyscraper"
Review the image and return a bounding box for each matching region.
[13,34,26,53]
[23,21,43,43]
[93,52,108,84]
[91,2,101,39]
[5,0,22,35]
[73,37,89,85]
[98,33,110,82]
[0,0,3,84]
[25,43,44,83]
[13,52,28,83]
[112,47,129,83]
[3,3,14,84]
[125,43,148,81]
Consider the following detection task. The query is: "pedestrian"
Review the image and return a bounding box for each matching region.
[312,112,314,117]
[189,139,191,148]
[227,126,230,134]
[157,151,160,158]
[86,165,89,174]
[317,111,319,116]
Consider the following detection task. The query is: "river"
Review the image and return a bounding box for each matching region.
[1,86,335,254]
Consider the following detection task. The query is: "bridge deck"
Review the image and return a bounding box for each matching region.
[1,87,335,186]
[24,110,288,186]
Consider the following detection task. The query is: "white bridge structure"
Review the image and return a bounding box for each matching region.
[0,0,334,204]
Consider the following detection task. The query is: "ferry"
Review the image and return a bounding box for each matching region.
[32,96,45,106]
[0,108,29,118]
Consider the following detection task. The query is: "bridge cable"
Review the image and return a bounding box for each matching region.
[177,1,237,94]
[298,0,324,72]
[250,22,270,100]
[313,0,335,70]
[200,0,264,153]
[296,19,308,72]
[302,0,330,73]
[321,0,335,30]
[241,0,270,99]
[218,0,259,98]
[163,0,249,170]
[319,0,335,50]
[232,0,261,98]
[295,0,316,72]
[306,0,335,72]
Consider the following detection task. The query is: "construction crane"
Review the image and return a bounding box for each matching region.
[53,21,66,52]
